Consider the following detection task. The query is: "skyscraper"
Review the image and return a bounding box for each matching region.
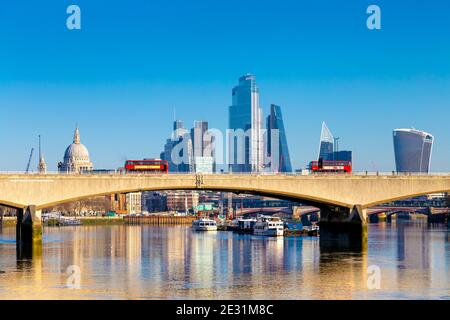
[191,120,215,173]
[173,120,183,131]
[160,120,192,173]
[228,74,264,173]
[266,104,292,173]
[318,122,334,161]
[191,120,209,159]
[393,128,434,173]
[160,138,178,172]
[317,122,353,163]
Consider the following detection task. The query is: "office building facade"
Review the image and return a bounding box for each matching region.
[160,120,192,173]
[266,104,292,173]
[191,120,215,173]
[317,122,352,162]
[393,128,434,173]
[166,191,199,212]
[126,192,142,215]
[228,74,264,173]
[334,150,352,162]
[318,122,334,161]
[142,192,168,213]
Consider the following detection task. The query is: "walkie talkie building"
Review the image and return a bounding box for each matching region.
[393,129,434,173]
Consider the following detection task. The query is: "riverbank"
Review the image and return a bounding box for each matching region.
[78,216,124,225]
[0,216,125,227]
[124,215,195,225]
[2,216,318,236]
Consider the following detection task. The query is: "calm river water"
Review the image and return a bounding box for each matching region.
[0,221,449,300]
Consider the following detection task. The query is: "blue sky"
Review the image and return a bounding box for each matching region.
[0,0,449,172]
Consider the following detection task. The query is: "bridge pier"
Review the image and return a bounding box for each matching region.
[319,205,367,251]
[16,205,42,246]
[386,214,392,223]
[369,213,379,223]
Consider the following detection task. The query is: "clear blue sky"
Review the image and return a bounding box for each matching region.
[0,0,449,172]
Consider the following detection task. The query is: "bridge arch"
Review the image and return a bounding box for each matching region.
[35,186,351,211]
[0,199,25,210]
[362,188,450,208]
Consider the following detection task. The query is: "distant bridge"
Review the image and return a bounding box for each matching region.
[367,206,450,223]
[0,173,448,246]
[233,207,291,216]
[367,207,430,216]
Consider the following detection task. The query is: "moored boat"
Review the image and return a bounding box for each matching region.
[253,216,284,237]
[57,216,82,226]
[303,225,319,236]
[192,218,218,231]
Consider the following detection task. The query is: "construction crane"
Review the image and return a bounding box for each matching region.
[25,148,34,174]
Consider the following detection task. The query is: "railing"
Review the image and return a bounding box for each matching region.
[0,171,447,176]
[352,172,450,176]
[0,171,449,177]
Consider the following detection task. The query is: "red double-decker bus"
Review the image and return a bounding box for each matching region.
[124,159,169,173]
[309,160,352,173]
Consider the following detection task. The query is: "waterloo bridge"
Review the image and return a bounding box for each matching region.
[0,173,449,250]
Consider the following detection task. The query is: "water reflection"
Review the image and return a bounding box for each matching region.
[0,221,449,299]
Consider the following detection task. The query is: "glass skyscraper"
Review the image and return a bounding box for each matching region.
[317,122,353,162]
[393,128,434,173]
[191,120,209,158]
[266,104,292,173]
[228,74,264,173]
[318,122,334,161]
[160,120,192,173]
[191,120,215,173]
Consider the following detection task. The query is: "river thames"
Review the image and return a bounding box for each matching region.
[0,221,449,300]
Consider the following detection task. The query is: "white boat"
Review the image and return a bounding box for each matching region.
[58,216,82,226]
[192,218,218,231]
[42,212,62,222]
[253,216,284,237]
[63,218,81,226]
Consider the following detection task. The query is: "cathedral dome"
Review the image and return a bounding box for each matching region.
[64,142,90,162]
[59,126,93,173]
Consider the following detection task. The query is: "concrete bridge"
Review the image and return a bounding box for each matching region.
[367,206,450,223]
[0,173,449,247]
[368,207,429,215]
